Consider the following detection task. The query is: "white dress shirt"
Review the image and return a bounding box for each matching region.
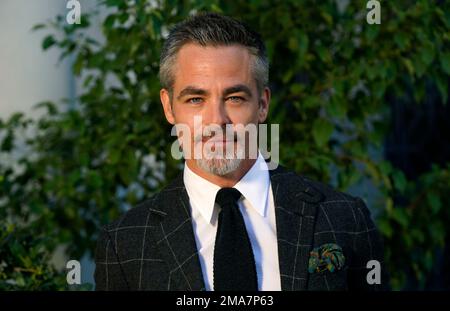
[183,152,282,291]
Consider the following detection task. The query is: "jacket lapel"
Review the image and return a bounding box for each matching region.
[151,173,206,291]
[269,165,324,290]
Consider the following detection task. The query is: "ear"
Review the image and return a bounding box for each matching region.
[160,88,176,125]
[258,87,271,123]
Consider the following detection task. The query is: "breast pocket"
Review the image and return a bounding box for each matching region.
[308,267,349,291]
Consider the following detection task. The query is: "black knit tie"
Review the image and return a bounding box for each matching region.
[213,187,258,291]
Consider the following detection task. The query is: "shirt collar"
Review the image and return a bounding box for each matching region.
[183,152,270,224]
[233,152,269,218]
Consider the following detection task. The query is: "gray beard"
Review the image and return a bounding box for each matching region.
[195,142,246,176]
[196,157,243,176]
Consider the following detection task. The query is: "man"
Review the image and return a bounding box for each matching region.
[94,12,389,291]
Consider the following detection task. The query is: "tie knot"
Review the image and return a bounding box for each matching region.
[215,187,242,207]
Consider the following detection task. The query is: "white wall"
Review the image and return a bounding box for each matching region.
[0,0,72,119]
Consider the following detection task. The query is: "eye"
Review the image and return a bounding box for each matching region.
[187,97,203,104]
[227,96,245,104]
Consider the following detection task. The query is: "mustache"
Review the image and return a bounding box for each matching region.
[194,126,239,143]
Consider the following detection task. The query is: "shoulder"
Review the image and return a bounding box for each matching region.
[302,175,360,205]
[272,164,360,202]
[101,197,157,234]
[303,178,376,240]
[102,173,184,233]
[274,165,370,222]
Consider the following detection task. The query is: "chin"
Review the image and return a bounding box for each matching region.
[196,158,243,176]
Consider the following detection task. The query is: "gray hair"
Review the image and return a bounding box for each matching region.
[159,12,269,95]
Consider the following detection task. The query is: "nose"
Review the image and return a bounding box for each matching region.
[205,98,229,126]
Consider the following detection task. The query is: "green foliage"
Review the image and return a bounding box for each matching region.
[0,0,449,290]
[0,222,66,290]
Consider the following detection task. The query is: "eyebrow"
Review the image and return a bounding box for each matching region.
[176,86,209,100]
[223,84,253,98]
[176,84,253,101]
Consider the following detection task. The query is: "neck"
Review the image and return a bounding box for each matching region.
[185,158,257,188]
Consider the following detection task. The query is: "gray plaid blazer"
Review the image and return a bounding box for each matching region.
[94,165,389,291]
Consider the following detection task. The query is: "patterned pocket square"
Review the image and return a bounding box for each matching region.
[308,243,345,273]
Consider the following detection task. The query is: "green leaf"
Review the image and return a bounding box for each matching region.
[413,54,426,78]
[42,35,56,50]
[320,11,333,25]
[108,149,121,165]
[103,0,125,8]
[289,83,304,96]
[103,15,116,30]
[298,33,309,60]
[419,42,434,66]
[435,74,448,104]
[440,52,450,75]
[73,55,84,75]
[87,171,103,189]
[402,58,414,75]
[328,95,347,118]
[392,169,407,193]
[378,219,393,238]
[429,223,445,246]
[312,118,334,147]
[394,33,409,50]
[1,131,13,151]
[427,192,442,214]
[392,208,409,228]
[365,25,379,41]
[288,37,298,51]
[33,101,58,115]
[31,24,46,31]
[379,161,393,176]
[411,229,425,244]
[317,45,331,63]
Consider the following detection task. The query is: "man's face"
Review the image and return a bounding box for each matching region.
[160,43,270,176]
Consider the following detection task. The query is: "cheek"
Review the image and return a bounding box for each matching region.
[172,104,193,123]
[174,117,201,141]
[175,124,196,150]
[231,104,260,124]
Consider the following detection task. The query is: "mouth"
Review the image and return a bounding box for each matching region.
[203,140,236,145]
[201,136,237,144]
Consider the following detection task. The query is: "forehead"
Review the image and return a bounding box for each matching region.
[173,43,254,90]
